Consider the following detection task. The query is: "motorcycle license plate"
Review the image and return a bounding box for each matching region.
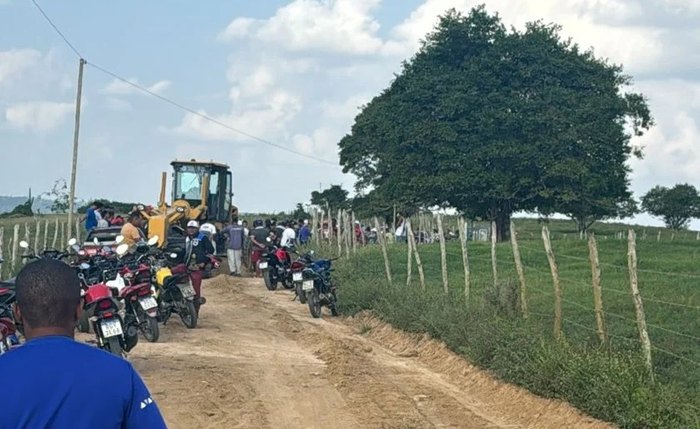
[100,318,123,338]
[302,280,314,291]
[179,283,195,298]
[292,272,303,282]
[259,261,269,270]
[139,296,158,311]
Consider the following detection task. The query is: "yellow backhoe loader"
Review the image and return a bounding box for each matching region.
[138,160,237,254]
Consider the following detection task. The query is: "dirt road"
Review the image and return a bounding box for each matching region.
[128,276,610,429]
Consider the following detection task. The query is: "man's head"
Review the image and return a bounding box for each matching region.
[14,259,81,339]
[128,211,143,227]
[242,220,248,227]
[187,220,200,237]
[92,201,104,210]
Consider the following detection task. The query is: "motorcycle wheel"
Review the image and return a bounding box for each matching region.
[263,270,277,291]
[307,290,322,318]
[180,300,198,329]
[105,337,123,357]
[296,283,307,304]
[138,308,160,343]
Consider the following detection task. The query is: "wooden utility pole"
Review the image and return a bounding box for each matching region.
[67,58,86,241]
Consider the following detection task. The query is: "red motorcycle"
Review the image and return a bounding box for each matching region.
[80,278,132,357]
[117,261,159,342]
[260,241,294,291]
[0,281,18,354]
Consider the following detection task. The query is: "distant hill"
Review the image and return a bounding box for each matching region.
[0,196,84,215]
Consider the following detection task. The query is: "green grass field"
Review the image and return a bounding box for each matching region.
[330,217,700,428]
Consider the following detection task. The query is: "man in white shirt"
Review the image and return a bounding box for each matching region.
[280,221,296,248]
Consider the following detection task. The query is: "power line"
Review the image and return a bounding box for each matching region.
[86,62,338,166]
[30,0,339,166]
[30,0,82,59]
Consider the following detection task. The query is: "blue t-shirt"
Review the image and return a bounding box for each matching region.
[299,225,311,243]
[85,207,98,230]
[0,336,167,429]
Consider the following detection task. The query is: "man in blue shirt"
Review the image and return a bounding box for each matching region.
[299,220,312,245]
[81,201,104,232]
[1,259,167,429]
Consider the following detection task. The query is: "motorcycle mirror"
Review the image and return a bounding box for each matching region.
[115,235,125,244]
[266,237,272,243]
[72,244,81,252]
[19,240,29,249]
[79,262,90,270]
[169,252,178,259]
[93,237,100,245]
[147,235,159,246]
[116,243,129,256]
[68,238,77,246]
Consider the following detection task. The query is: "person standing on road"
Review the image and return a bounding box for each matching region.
[223,219,245,277]
[249,220,269,277]
[1,259,167,428]
[185,220,214,315]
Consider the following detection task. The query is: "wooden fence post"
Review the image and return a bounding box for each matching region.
[406,219,413,287]
[510,222,528,319]
[43,219,49,250]
[542,225,563,340]
[11,224,20,272]
[351,212,358,254]
[34,221,41,252]
[375,217,392,285]
[627,229,654,381]
[344,211,351,259]
[458,218,471,306]
[490,221,498,288]
[0,227,4,279]
[588,233,607,345]
[406,220,425,289]
[60,221,65,248]
[436,214,449,294]
[337,209,342,256]
[52,218,59,249]
[657,231,661,242]
[75,218,81,242]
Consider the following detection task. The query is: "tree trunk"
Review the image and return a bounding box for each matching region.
[494,212,511,242]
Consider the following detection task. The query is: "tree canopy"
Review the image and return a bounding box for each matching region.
[310,185,349,213]
[641,184,700,230]
[339,6,651,240]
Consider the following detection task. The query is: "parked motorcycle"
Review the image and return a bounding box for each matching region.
[152,252,198,329]
[0,280,18,354]
[76,242,136,357]
[260,238,294,291]
[115,238,160,342]
[301,258,339,318]
[291,250,316,304]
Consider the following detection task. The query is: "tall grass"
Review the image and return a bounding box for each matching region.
[332,233,700,428]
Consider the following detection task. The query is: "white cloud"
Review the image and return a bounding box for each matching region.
[0,49,41,84]
[219,0,385,55]
[101,78,171,96]
[5,101,73,131]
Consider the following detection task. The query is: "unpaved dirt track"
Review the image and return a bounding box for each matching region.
[128,276,611,429]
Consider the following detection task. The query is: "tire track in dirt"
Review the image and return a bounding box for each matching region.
[115,275,610,428]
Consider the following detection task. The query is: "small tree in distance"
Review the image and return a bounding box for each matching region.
[641,184,700,230]
[310,185,349,213]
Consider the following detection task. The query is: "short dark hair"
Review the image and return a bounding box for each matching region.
[128,211,142,221]
[15,259,81,328]
[93,201,104,209]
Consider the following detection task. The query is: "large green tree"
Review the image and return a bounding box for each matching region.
[339,7,651,240]
[641,184,700,230]
[310,185,349,213]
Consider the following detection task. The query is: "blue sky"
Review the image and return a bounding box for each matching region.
[1,0,700,227]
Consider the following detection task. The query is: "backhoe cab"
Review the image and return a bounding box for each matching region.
[141,160,236,254]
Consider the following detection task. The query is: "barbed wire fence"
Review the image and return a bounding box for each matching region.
[302,208,700,386]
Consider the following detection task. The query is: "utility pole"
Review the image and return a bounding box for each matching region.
[67,58,85,241]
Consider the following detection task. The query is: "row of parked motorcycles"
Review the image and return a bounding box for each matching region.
[257,237,339,318]
[0,235,219,357]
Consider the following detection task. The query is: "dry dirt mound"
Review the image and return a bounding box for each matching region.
[121,276,610,429]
